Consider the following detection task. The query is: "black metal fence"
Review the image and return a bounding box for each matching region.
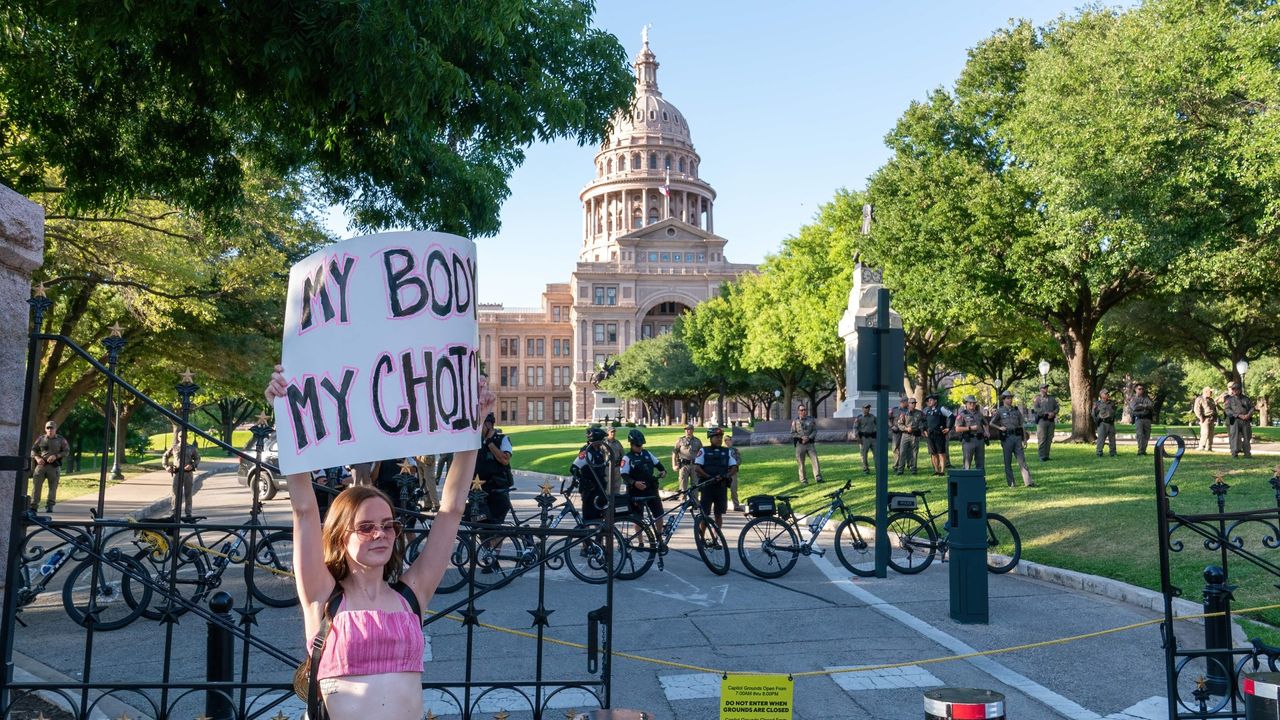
[1154,434,1280,718]
[2,294,612,719]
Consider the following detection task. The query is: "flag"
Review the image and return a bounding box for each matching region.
[660,169,670,197]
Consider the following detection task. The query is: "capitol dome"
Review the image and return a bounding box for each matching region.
[608,37,692,144]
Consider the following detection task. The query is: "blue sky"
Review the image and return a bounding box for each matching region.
[324,1,1103,306]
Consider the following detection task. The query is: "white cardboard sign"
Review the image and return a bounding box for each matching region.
[272,231,480,475]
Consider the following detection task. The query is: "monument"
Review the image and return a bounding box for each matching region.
[833,262,903,417]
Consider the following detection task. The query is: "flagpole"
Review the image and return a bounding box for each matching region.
[663,169,670,219]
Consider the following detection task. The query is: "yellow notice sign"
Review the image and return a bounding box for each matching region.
[720,674,793,719]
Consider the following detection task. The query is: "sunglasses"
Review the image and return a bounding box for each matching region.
[350,520,403,538]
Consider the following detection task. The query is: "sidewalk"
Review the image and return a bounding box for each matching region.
[49,457,238,521]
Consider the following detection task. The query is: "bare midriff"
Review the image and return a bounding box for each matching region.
[319,671,423,720]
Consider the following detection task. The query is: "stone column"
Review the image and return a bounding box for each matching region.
[0,184,44,595]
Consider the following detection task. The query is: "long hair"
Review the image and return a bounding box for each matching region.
[321,486,406,583]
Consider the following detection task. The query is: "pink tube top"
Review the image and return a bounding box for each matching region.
[314,593,424,679]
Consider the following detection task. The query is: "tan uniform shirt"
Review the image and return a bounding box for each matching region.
[1194,396,1218,423]
[791,416,817,444]
[1032,395,1059,422]
[672,436,703,467]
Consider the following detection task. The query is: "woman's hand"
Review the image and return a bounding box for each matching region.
[265,364,287,405]
[477,373,496,422]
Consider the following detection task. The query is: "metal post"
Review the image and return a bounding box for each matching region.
[924,688,1005,719]
[109,398,123,480]
[874,288,890,578]
[1244,672,1280,719]
[1202,565,1234,696]
[205,591,235,720]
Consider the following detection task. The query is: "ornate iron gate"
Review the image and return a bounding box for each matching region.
[1154,434,1280,718]
[2,293,614,719]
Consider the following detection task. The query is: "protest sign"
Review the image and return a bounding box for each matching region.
[272,231,480,475]
[720,674,793,719]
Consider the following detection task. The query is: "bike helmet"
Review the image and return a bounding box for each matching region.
[627,428,646,446]
[706,425,724,438]
[586,425,607,442]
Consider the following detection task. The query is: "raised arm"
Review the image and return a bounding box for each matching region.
[265,366,334,624]
[402,376,495,608]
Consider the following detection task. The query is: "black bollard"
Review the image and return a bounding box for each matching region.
[205,591,235,720]
[924,688,1005,719]
[1203,565,1235,696]
[1244,672,1280,719]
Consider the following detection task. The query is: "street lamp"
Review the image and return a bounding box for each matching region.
[1038,359,1050,386]
[774,389,782,421]
[1236,359,1249,387]
[109,399,124,480]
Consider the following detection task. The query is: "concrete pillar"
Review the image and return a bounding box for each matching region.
[0,184,45,595]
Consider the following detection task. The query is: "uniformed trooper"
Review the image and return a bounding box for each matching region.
[1093,389,1118,457]
[162,434,202,520]
[1032,384,1060,462]
[889,396,910,472]
[604,426,625,494]
[896,398,925,475]
[923,394,949,477]
[1193,386,1219,451]
[29,420,70,513]
[723,433,744,512]
[572,426,613,521]
[693,426,736,531]
[954,396,987,470]
[855,403,877,474]
[990,391,1033,487]
[1128,383,1156,456]
[1223,381,1254,458]
[671,423,703,493]
[791,404,823,484]
[620,429,668,542]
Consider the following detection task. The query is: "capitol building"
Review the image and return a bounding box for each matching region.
[479,33,757,425]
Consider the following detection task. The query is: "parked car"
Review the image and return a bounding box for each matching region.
[235,433,283,501]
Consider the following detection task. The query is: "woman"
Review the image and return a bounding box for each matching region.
[266,366,493,720]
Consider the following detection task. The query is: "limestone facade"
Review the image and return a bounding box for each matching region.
[481,34,756,424]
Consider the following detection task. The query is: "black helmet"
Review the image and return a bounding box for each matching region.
[586,426,607,443]
[706,425,724,438]
[627,428,646,446]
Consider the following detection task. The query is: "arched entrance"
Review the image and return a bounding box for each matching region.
[639,300,692,340]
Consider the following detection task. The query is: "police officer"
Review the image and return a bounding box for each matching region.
[954,396,987,470]
[693,426,736,532]
[1224,381,1254,458]
[1128,383,1156,456]
[895,398,924,475]
[671,423,703,493]
[723,433,744,512]
[620,429,668,543]
[604,426,625,494]
[413,455,440,512]
[29,420,70,513]
[476,412,515,523]
[1093,389,1118,457]
[791,404,823,484]
[162,434,201,520]
[1032,384,1059,461]
[889,396,910,473]
[990,391,1033,487]
[572,426,613,521]
[923,394,949,477]
[1193,386,1219,451]
[855,403,876,474]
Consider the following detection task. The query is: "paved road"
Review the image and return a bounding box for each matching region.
[9,466,1197,719]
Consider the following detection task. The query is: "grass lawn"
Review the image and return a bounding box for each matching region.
[503,425,1280,627]
[147,429,254,453]
[1058,422,1280,442]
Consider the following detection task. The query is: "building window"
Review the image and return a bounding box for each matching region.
[500,402,508,422]
[553,306,560,322]
[698,253,706,262]
[594,286,605,305]
[649,153,657,169]
[606,287,617,305]
[648,251,658,261]
[632,153,640,169]
[500,367,509,387]
[509,338,518,357]
[536,338,545,356]
[527,366,536,387]
[500,338,508,357]
[552,339,560,357]
[595,353,610,368]
[664,154,672,169]
[648,209,658,225]
[509,366,518,387]
[579,284,588,299]
[606,323,617,343]
[641,324,653,339]
[537,367,545,386]
[673,253,682,262]
[594,323,605,344]
[527,338,536,356]
[679,157,686,173]
[660,252,670,262]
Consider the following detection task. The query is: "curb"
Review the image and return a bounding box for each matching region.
[1006,557,1250,644]
[120,464,226,522]
[12,650,144,720]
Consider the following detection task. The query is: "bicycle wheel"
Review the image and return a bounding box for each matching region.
[405,530,472,595]
[62,550,151,630]
[471,526,525,590]
[564,522,626,584]
[833,516,878,578]
[737,516,799,579]
[984,512,1022,574]
[885,512,936,574]
[694,516,731,576]
[246,530,298,607]
[612,518,657,581]
[127,546,210,620]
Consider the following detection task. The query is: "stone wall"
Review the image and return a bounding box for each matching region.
[739,418,855,446]
[0,184,45,595]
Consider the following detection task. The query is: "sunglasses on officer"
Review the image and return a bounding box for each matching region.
[349,520,404,538]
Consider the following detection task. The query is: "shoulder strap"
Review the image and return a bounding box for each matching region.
[390,580,422,618]
[307,587,344,716]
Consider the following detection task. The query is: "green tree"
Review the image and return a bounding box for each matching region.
[600,333,717,423]
[0,1,632,235]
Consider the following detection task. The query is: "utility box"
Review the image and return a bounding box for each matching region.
[948,469,989,624]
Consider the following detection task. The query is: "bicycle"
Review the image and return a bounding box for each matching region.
[123,516,297,620]
[15,529,153,631]
[881,490,1021,574]
[736,479,881,579]
[614,477,730,579]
